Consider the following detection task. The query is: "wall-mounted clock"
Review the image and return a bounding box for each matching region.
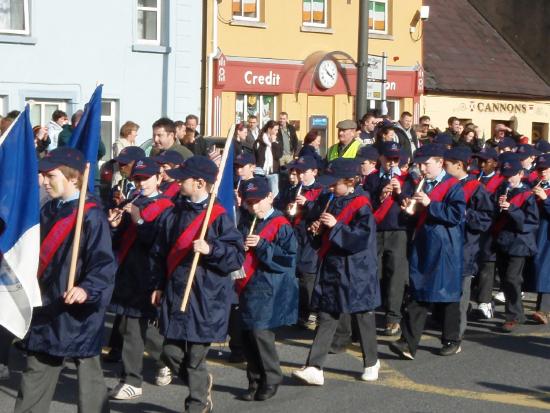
[316,59,338,90]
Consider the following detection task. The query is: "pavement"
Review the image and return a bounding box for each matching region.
[1,295,549,413]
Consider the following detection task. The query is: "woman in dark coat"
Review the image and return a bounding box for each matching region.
[298,129,325,170]
[254,120,283,174]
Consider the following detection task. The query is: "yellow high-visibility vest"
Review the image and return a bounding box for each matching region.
[327,139,361,162]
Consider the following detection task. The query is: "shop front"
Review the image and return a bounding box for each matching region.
[422,95,550,142]
[212,53,423,152]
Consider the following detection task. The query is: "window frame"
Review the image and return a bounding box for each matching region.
[232,0,260,22]
[302,0,328,28]
[101,99,118,160]
[369,0,388,35]
[136,0,161,46]
[235,93,277,128]
[26,99,67,127]
[0,0,30,35]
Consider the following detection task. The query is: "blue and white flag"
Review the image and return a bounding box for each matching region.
[69,84,103,191]
[0,106,42,339]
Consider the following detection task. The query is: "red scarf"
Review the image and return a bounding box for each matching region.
[165,204,226,278]
[484,173,505,194]
[373,175,406,225]
[318,195,371,259]
[117,198,174,264]
[38,202,96,278]
[461,179,481,204]
[415,177,459,231]
[492,190,532,235]
[163,181,180,198]
[235,215,289,294]
[293,187,322,226]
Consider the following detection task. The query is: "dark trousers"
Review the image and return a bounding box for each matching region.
[476,261,496,303]
[307,311,378,368]
[298,272,317,321]
[108,314,123,353]
[119,315,164,387]
[0,326,13,366]
[536,293,550,312]
[330,313,352,351]
[15,353,109,413]
[459,276,472,338]
[497,253,526,322]
[377,231,409,323]
[401,300,461,356]
[161,340,210,413]
[242,329,282,386]
[228,304,244,356]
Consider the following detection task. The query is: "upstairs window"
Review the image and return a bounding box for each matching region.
[137,0,161,44]
[0,0,29,35]
[302,0,327,27]
[232,0,259,21]
[369,0,388,34]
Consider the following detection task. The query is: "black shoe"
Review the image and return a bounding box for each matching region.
[389,338,414,360]
[255,384,279,401]
[101,349,121,363]
[239,383,259,402]
[439,341,461,356]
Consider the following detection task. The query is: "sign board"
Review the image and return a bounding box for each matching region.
[367,81,384,100]
[367,55,384,81]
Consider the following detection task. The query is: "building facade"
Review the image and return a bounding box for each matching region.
[0,0,203,157]
[204,0,424,152]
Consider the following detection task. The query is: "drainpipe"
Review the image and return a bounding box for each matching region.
[206,0,219,137]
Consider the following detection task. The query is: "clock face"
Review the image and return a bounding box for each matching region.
[317,59,338,90]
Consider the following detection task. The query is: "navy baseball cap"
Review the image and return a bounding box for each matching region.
[500,158,523,177]
[166,156,218,183]
[234,152,256,167]
[377,119,394,130]
[241,177,271,201]
[433,133,454,146]
[319,158,361,186]
[399,152,409,167]
[153,150,184,166]
[535,154,550,170]
[535,140,550,154]
[114,146,146,164]
[130,157,160,179]
[473,147,498,161]
[357,145,379,162]
[444,147,472,164]
[497,137,517,149]
[380,141,401,158]
[287,155,318,171]
[38,147,86,173]
[498,151,520,164]
[515,144,540,160]
[413,144,446,163]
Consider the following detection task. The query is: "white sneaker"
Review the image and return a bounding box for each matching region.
[155,366,172,386]
[110,382,142,400]
[292,366,324,386]
[361,360,380,382]
[478,302,494,319]
[494,292,506,303]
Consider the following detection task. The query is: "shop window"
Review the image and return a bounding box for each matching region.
[136,0,161,45]
[532,122,549,143]
[27,99,68,127]
[490,119,512,138]
[369,0,388,34]
[0,95,6,116]
[372,99,399,122]
[235,94,276,127]
[302,0,327,27]
[0,0,29,35]
[232,0,260,21]
[101,100,118,160]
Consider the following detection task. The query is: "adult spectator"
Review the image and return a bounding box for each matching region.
[113,121,139,157]
[359,113,377,146]
[33,126,50,158]
[455,127,482,153]
[246,115,260,143]
[374,119,397,149]
[57,110,83,147]
[445,116,462,143]
[185,114,201,137]
[415,115,432,145]
[151,117,193,159]
[393,111,419,161]
[233,122,254,156]
[0,110,20,135]
[276,111,299,165]
[47,109,68,150]
[485,123,522,149]
[298,129,324,170]
[174,120,186,144]
[254,120,282,174]
[327,119,361,162]
[178,114,209,156]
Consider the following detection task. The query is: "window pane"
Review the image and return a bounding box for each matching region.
[312,0,324,24]
[0,0,25,31]
[138,9,157,40]
[235,95,245,124]
[260,95,274,125]
[29,104,41,127]
[101,101,111,116]
[302,0,312,23]
[101,121,113,159]
[138,0,157,8]
[232,0,241,15]
[243,0,257,18]
[44,104,59,123]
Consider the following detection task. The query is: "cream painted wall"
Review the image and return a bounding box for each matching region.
[422,95,550,141]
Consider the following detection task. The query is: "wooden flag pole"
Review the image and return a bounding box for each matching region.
[180,124,236,312]
[67,162,91,290]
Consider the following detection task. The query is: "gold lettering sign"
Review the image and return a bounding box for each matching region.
[474,101,527,114]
